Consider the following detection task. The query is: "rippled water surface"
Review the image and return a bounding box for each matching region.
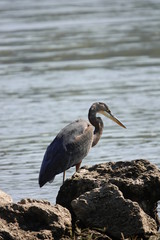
[0,0,160,204]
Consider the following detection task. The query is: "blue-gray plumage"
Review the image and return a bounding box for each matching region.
[39,102,126,187]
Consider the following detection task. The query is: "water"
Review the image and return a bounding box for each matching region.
[0,0,160,205]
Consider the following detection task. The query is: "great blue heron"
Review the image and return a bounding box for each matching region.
[39,102,126,187]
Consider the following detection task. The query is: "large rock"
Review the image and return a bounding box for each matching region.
[71,183,157,239]
[1,159,160,239]
[0,198,71,240]
[56,159,160,238]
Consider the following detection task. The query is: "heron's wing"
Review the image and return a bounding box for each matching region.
[39,137,67,187]
[57,120,94,167]
[39,120,93,187]
[65,125,93,166]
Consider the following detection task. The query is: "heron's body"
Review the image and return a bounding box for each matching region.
[39,120,94,187]
[39,102,126,187]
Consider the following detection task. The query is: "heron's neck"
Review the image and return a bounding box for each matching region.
[88,110,104,147]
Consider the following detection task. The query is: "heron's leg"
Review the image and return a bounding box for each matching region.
[63,171,65,184]
[76,161,82,172]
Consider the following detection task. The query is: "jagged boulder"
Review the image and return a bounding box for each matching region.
[56,159,160,238]
[0,198,71,240]
[72,183,157,239]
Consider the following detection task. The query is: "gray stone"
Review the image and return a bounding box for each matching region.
[56,159,160,238]
[57,159,160,226]
[0,198,71,240]
[71,183,157,239]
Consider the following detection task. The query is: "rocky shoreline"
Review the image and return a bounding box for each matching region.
[0,159,160,239]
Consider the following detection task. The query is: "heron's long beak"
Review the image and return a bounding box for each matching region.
[100,111,126,128]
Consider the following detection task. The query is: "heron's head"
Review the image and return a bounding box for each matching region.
[91,102,126,128]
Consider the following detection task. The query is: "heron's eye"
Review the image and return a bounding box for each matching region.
[99,102,104,107]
